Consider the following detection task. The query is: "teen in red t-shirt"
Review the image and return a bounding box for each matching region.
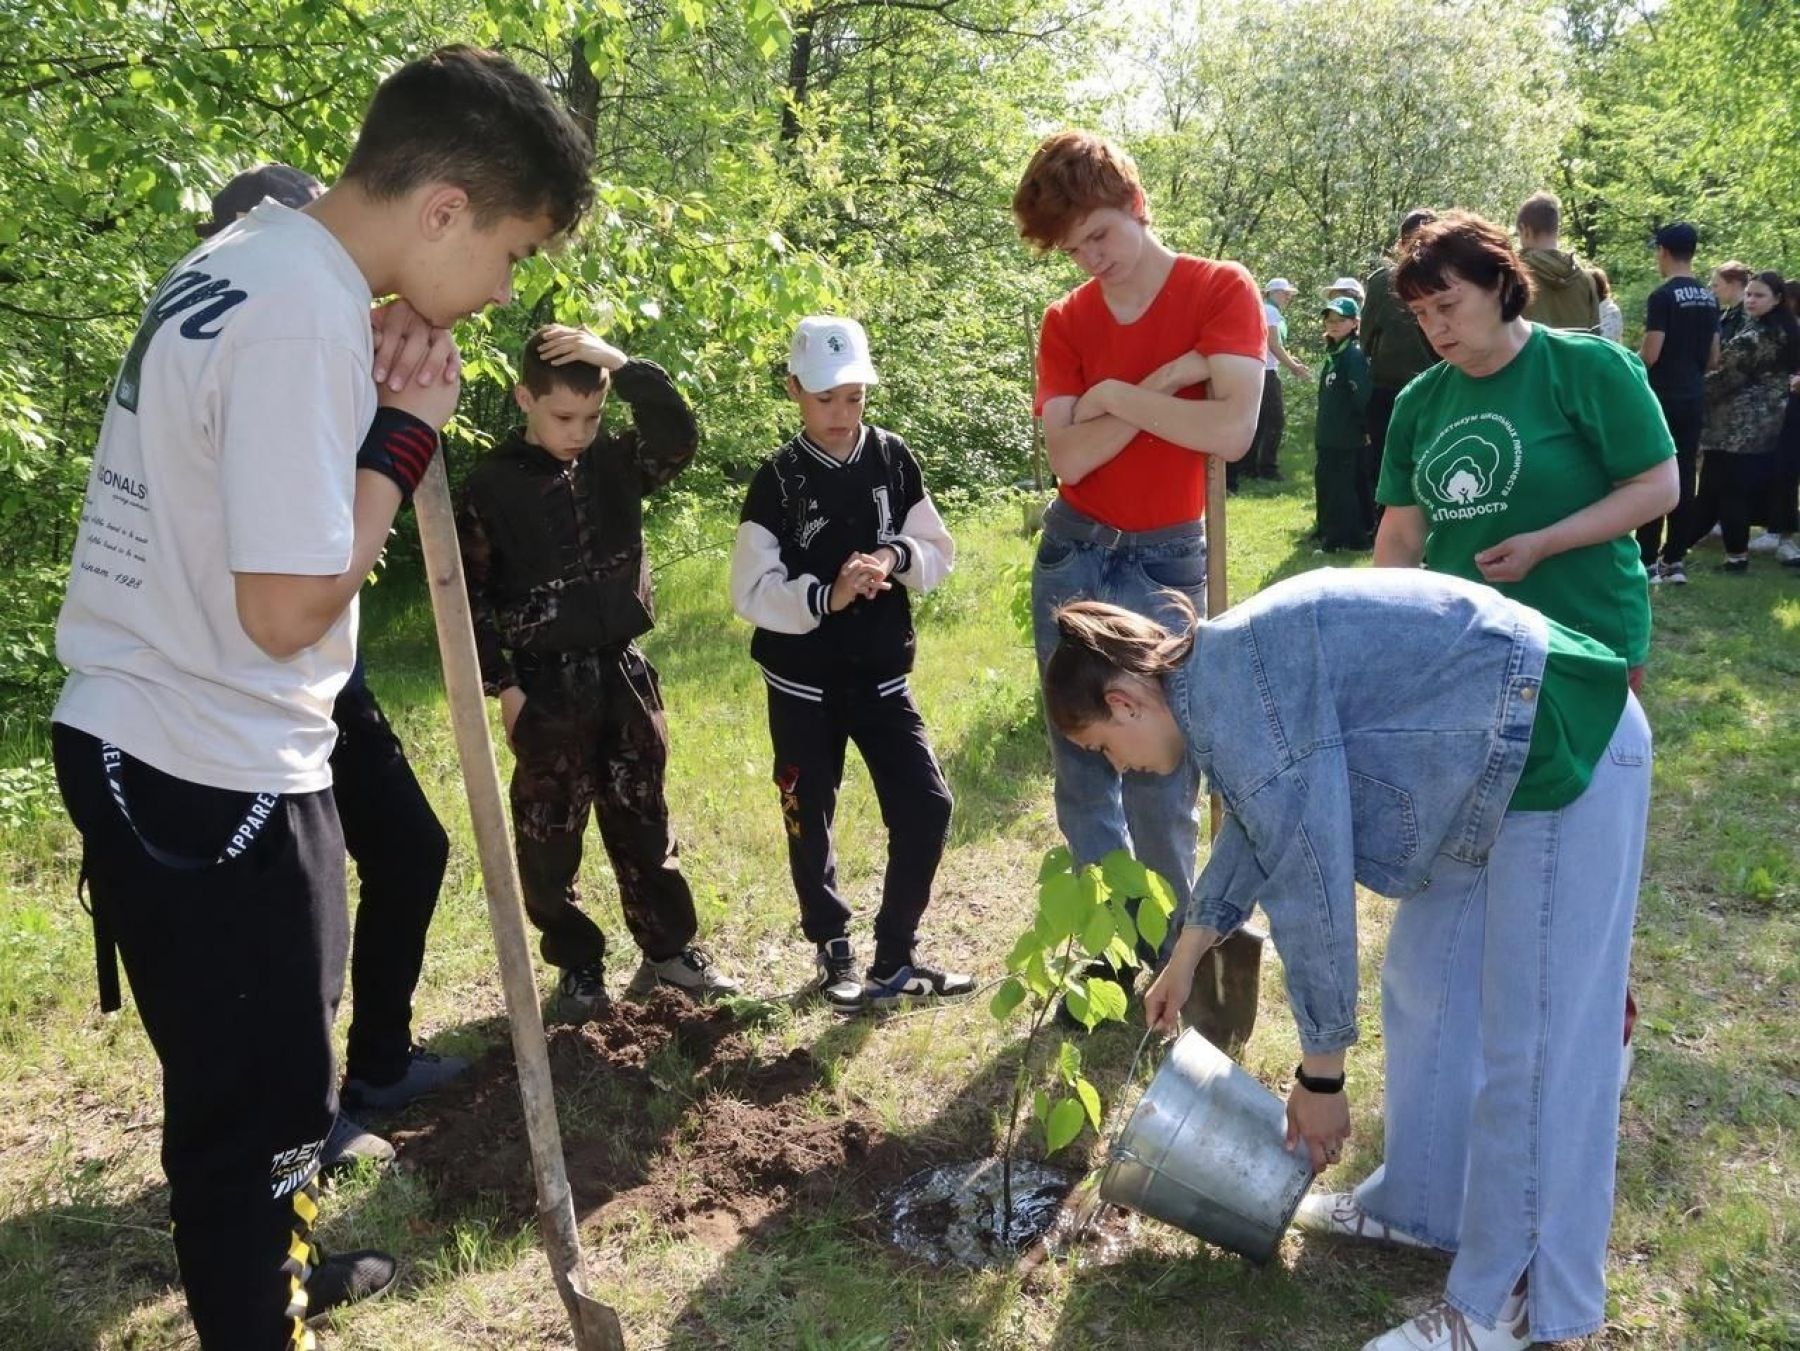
[1013,129,1264,1015]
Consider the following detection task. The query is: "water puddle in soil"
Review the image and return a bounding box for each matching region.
[886,1157,1072,1268]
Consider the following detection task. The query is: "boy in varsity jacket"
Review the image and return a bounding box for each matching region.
[729,316,971,1011]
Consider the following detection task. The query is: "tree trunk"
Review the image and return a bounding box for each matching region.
[566,34,600,150]
[780,13,816,144]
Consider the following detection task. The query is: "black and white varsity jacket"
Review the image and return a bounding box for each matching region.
[729,424,954,697]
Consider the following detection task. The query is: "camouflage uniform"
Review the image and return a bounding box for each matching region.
[458,358,698,969]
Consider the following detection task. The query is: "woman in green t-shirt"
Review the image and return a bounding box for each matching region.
[1371,211,1679,689]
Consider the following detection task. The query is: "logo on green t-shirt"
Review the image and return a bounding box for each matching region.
[1414,412,1524,519]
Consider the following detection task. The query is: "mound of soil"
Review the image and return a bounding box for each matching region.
[388,991,926,1250]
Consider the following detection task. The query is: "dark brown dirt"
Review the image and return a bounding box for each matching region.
[388,990,931,1250]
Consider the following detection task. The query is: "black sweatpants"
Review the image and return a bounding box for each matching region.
[1228,369,1286,489]
[1638,396,1703,565]
[330,676,449,1087]
[1363,384,1402,529]
[510,646,697,971]
[53,723,345,1351]
[1684,450,1773,557]
[767,678,953,972]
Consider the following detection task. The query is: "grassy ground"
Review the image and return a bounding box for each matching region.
[2,437,1797,1350]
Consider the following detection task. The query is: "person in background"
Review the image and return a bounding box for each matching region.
[1326,275,1367,306]
[1711,260,1751,345]
[1313,297,1373,551]
[1516,191,1601,332]
[1593,267,1624,343]
[1683,271,1800,572]
[1771,281,1800,568]
[1636,222,1720,586]
[1361,209,1442,527]
[200,164,468,1175]
[1232,276,1310,488]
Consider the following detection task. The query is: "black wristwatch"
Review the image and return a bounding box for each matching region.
[1294,1063,1346,1095]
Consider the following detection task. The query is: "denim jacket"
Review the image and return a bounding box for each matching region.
[1169,569,1547,1054]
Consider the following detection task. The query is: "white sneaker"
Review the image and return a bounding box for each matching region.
[1747,531,1781,554]
[1362,1291,1531,1350]
[1775,538,1800,565]
[1293,1191,1435,1249]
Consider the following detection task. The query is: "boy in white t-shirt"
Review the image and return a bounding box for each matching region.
[49,47,592,1351]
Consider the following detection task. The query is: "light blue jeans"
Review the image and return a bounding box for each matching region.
[1355,693,1651,1342]
[1030,500,1206,960]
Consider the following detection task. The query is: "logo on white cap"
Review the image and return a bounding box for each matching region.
[789,316,879,393]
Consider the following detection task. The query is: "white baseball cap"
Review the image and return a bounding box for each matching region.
[1327,275,1367,300]
[788,316,880,393]
[1264,277,1299,295]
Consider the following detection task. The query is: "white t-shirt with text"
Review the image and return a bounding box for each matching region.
[54,203,375,793]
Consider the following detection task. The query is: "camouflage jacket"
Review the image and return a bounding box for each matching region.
[1702,316,1800,457]
[457,359,696,693]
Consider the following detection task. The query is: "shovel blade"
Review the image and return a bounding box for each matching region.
[1182,926,1264,1058]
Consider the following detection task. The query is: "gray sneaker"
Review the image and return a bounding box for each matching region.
[321,1113,394,1173]
[556,963,611,1020]
[625,945,742,1000]
[341,1045,472,1113]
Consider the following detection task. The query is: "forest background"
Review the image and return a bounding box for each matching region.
[1,0,1797,735]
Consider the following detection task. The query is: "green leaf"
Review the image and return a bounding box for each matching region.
[1075,1077,1103,1131]
[1038,870,1085,940]
[1044,1097,1086,1154]
[988,977,1026,1021]
[1033,1088,1050,1123]
[1003,930,1044,972]
[1062,982,1092,1028]
[1022,951,1054,998]
[1085,978,1129,1026]
[1037,845,1073,883]
[1136,896,1170,954]
[1101,849,1148,898]
[1144,867,1178,917]
[1080,903,1115,957]
[1057,1040,1082,1084]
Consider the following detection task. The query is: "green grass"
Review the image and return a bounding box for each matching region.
[2,437,1798,1349]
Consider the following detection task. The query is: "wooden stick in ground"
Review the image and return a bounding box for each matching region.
[411,455,627,1351]
[1205,453,1228,837]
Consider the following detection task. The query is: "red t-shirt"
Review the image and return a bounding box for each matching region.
[1034,255,1266,530]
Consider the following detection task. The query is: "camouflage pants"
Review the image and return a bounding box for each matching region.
[510,646,697,970]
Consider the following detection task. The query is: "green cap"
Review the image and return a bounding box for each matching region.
[1320,296,1361,319]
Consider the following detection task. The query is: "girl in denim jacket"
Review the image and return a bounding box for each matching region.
[1044,568,1651,1351]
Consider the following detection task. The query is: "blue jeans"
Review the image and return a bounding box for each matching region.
[1355,693,1651,1341]
[1030,500,1207,958]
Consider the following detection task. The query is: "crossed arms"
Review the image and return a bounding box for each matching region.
[1040,351,1264,486]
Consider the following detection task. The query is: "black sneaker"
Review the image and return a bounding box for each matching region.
[863,960,975,1009]
[557,963,611,1020]
[303,1248,398,1326]
[1054,956,1140,1031]
[1661,560,1688,585]
[341,1045,471,1113]
[813,937,863,1012]
[321,1113,394,1174]
[625,945,743,1000]
[1719,555,1749,574]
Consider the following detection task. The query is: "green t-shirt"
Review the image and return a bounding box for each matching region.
[1377,325,1676,665]
[1513,617,1629,811]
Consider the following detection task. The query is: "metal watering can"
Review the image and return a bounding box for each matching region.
[1098,1028,1314,1263]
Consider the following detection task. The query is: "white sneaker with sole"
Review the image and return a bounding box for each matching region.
[1748,531,1781,554]
[1362,1290,1531,1350]
[1293,1191,1435,1248]
[626,945,742,1000]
